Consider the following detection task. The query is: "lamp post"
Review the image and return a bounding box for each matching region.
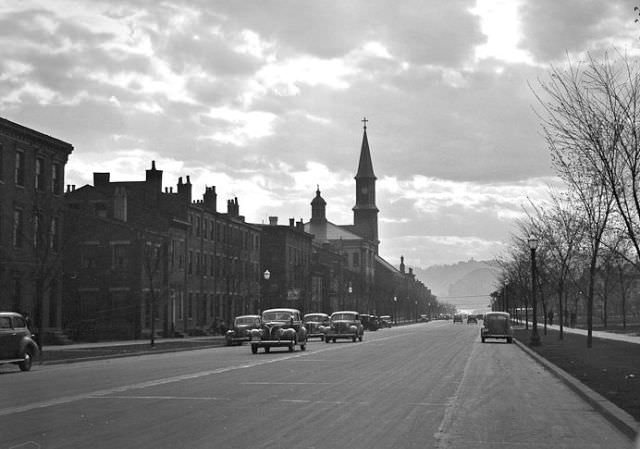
[262,270,270,313]
[393,296,397,325]
[348,282,353,310]
[528,235,541,346]
[414,300,418,323]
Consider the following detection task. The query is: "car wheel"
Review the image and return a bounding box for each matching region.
[320,335,324,342]
[225,338,232,346]
[19,349,33,372]
[251,345,258,354]
[288,342,294,352]
[359,335,363,342]
[264,347,270,353]
[507,337,513,344]
[352,336,356,342]
[333,338,337,343]
[300,342,306,351]
[325,337,331,343]
[481,337,485,343]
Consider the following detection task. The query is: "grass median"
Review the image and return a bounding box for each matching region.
[513,326,640,422]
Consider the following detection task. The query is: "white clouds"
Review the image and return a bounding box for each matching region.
[471,0,534,65]
[1,0,631,268]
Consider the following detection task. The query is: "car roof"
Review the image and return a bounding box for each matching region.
[485,312,510,317]
[304,313,328,317]
[263,308,300,314]
[331,311,358,315]
[235,315,261,319]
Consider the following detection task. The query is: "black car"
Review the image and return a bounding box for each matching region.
[467,315,478,324]
[360,314,380,331]
[0,312,39,371]
[453,314,463,323]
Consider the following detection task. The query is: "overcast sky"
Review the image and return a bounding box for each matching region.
[2,0,638,269]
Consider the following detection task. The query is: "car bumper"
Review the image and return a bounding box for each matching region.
[251,339,296,348]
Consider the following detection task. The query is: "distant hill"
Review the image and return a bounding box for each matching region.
[413,260,500,312]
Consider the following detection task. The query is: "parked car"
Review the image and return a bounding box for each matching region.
[481,312,513,343]
[379,315,392,328]
[0,312,39,371]
[466,315,478,324]
[303,313,330,341]
[360,314,380,331]
[249,308,307,354]
[225,315,262,346]
[453,314,463,323]
[325,311,364,343]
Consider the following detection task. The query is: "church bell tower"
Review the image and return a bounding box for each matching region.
[353,117,379,253]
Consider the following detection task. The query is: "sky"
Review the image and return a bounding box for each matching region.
[1,0,639,271]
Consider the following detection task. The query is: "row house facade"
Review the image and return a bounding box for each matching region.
[63,162,261,340]
[0,117,73,344]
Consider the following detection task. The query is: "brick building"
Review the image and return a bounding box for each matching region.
[63,162,260,340]
[0,117,73,343]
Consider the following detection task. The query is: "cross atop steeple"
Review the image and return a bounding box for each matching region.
[361,117,368,130]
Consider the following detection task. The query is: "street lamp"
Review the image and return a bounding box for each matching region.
[528,235,541,346]
[348,282,353,310]
[393,296,397,325]
[415,300,418,323]
[262,270,270,312]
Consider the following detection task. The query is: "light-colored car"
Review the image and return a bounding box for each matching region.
[250,308,308,354]
[0,312,39,371]
[481,312,513,343]
[379,315,392,328]
[303,313,330,341]
[325,311,364,343]
[225,315,262,346]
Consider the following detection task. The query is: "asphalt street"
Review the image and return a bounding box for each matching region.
[0,321,634,449]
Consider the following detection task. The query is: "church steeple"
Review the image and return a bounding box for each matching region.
[353,117,379,253]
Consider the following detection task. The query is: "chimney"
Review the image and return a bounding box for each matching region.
[269,216,278,226]
[93,172,110,186]
[289,218,295,227]
[203,186,217,212]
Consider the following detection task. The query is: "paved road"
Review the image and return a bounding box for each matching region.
[0,321,633,449]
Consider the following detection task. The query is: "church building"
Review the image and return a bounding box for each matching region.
[305,119,406,315]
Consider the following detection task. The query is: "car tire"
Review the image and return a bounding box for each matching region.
[300,342,306,351]
[359,335,363,342]
[288,342,294,352]
[264,347,270,353]
[325,337,331,343]
[251,345,258,354]
[19,349,33,372]
[507,337,513,344]
[333,338,336,343]
[352,336,356,342]
[225,338,232,346]
[481,337,485,343]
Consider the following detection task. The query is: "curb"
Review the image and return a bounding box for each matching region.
[514,338,639,440]
[39,342,226,366]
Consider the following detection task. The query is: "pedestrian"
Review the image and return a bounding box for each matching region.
[548,310,554,326]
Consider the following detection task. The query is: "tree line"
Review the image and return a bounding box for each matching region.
[495,51,640,348]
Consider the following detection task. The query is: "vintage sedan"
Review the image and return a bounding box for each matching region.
[225,315,262,346]
[249,308,308,354]
[303,313,330,341]
[325,311,364,343]
[0,312,39,372]
[481,312,513,343]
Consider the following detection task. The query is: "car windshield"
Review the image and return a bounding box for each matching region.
[304,315,325,322]
[263,311,295,321]
[332,313,356,321]
[235,317,259,326]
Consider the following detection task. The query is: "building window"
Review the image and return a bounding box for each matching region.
[94,202,107,218]
[13,208,24,248]
[188,251,193,275]
[112,244,128,269]
[188,293,193,318]
[33,212,42,249]
[51,163,62,194]
[35,157,44,191]
[196,216,201,237]
[14,150,25,186]
[50,216,59,252]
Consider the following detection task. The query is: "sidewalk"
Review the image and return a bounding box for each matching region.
[39,335,226,364]
[517,321,640,344]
